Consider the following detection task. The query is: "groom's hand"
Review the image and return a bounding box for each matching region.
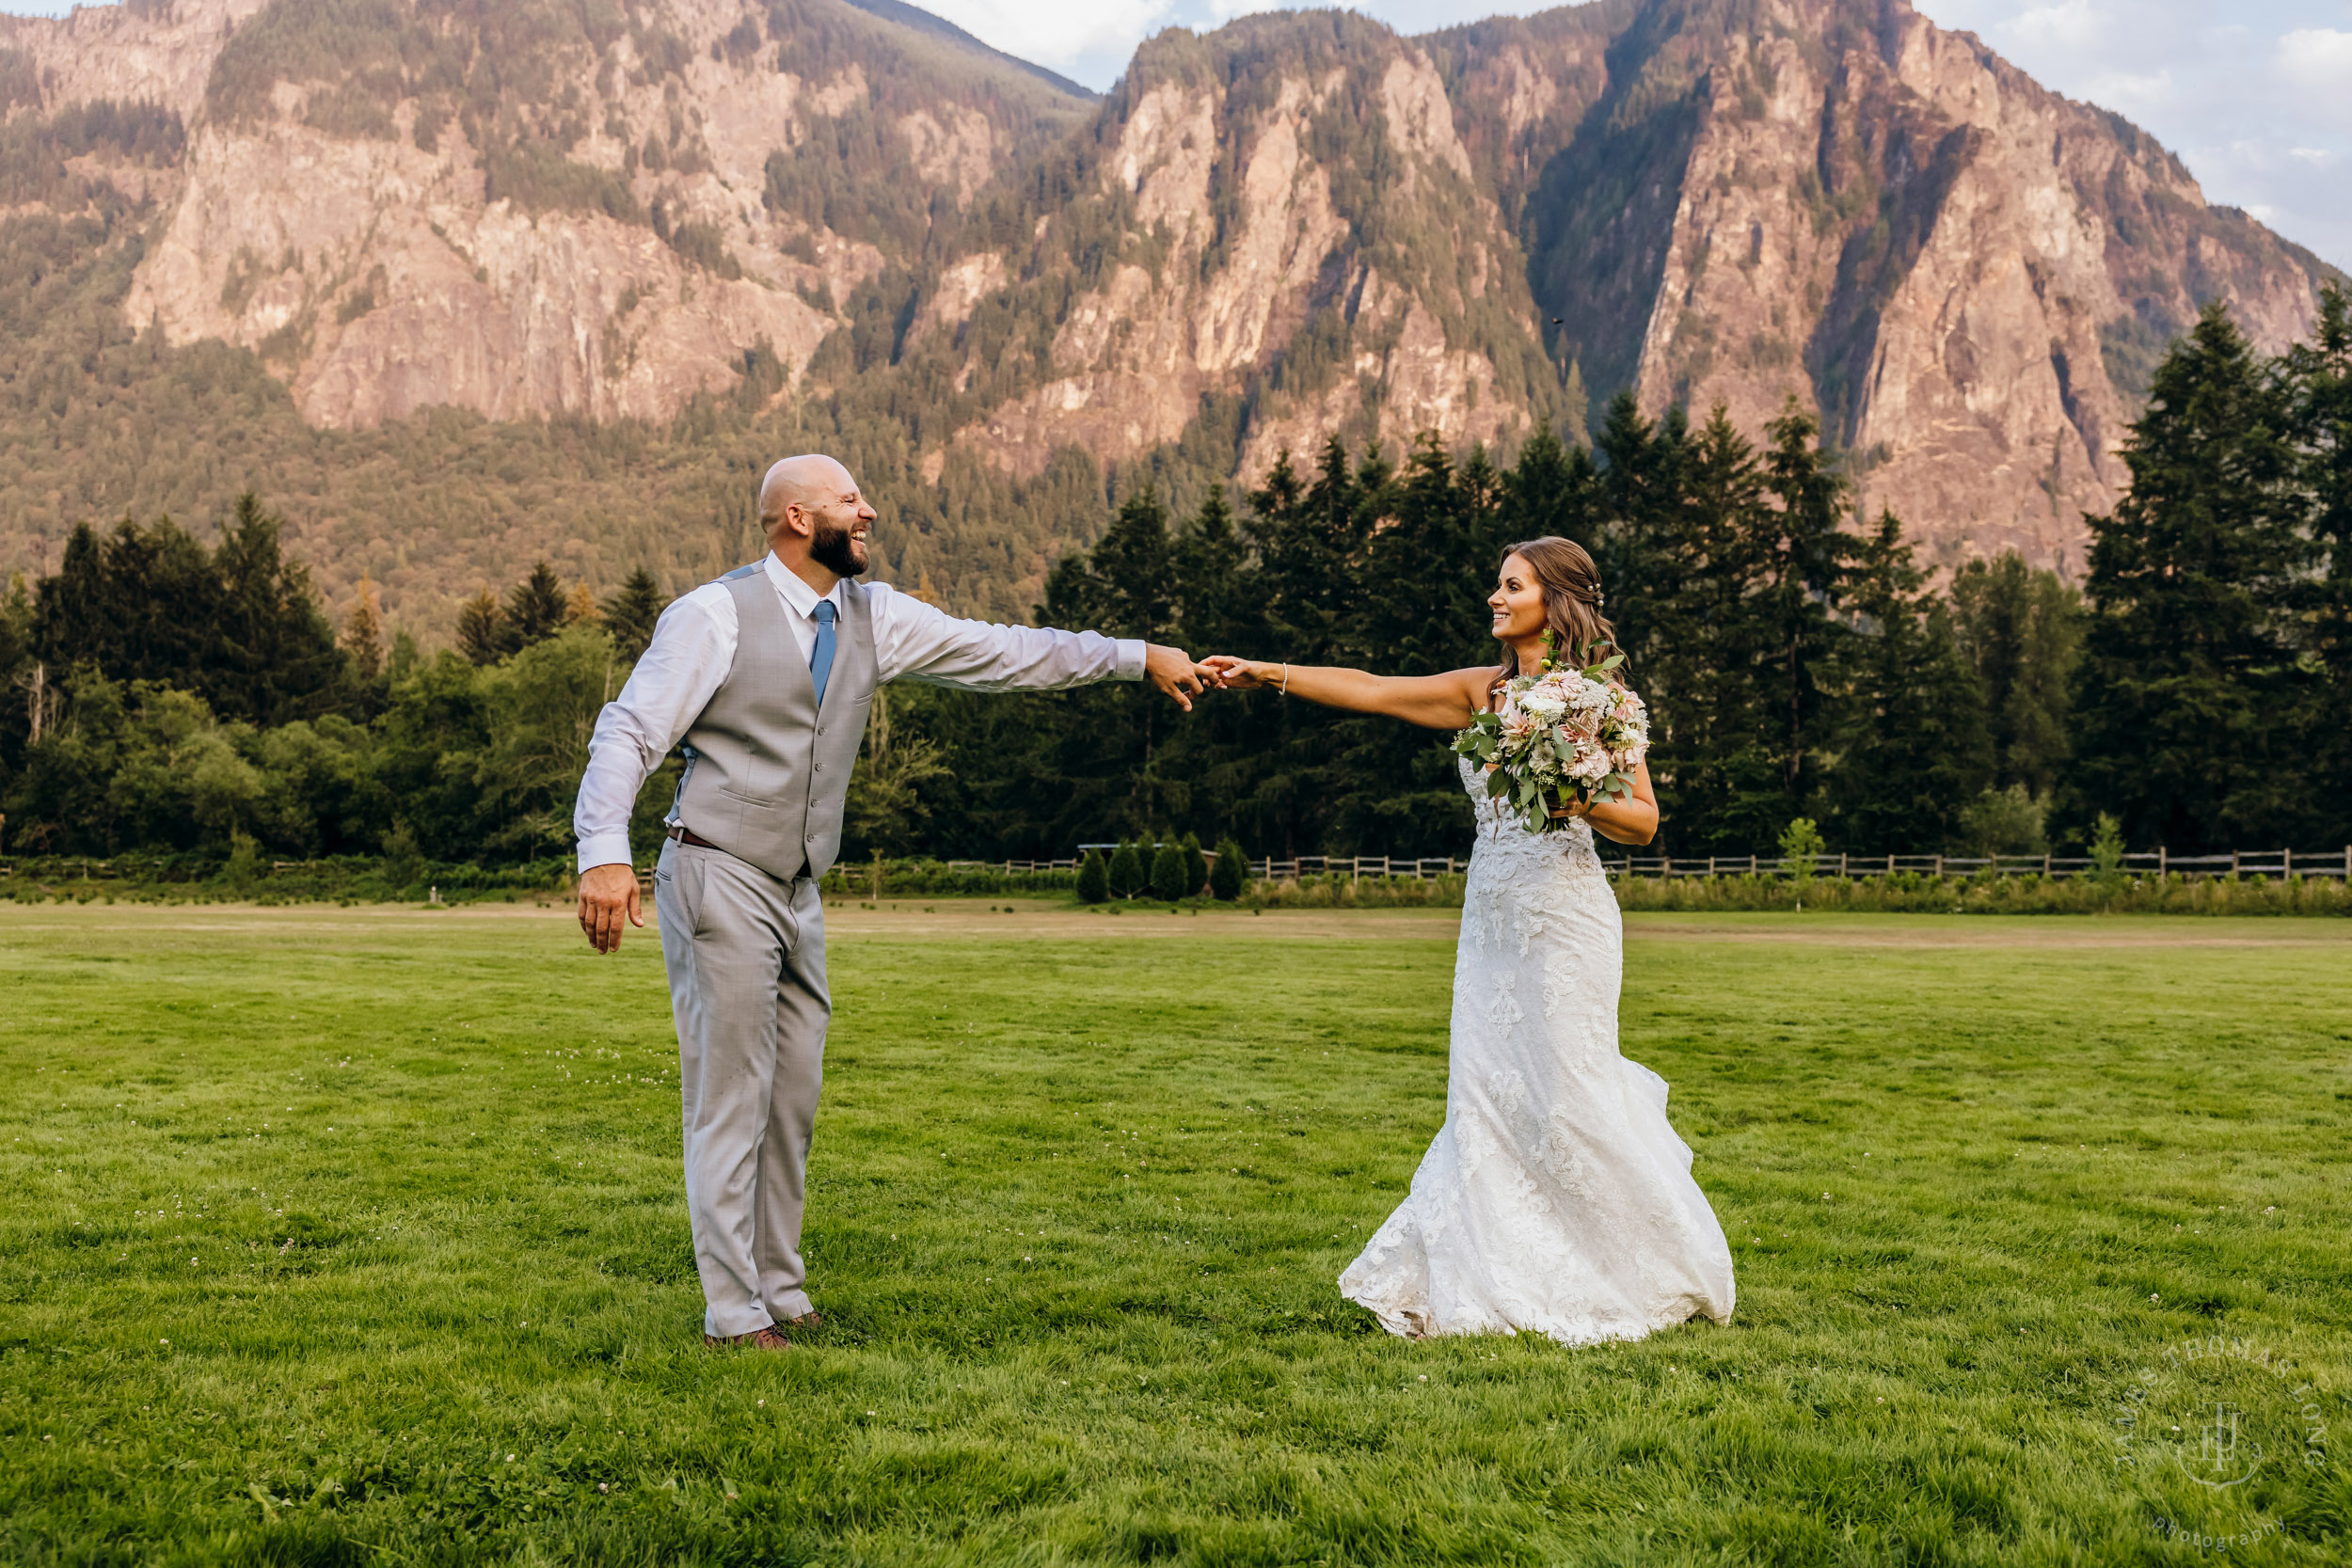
[578,862,644,953]
[1144,643,1205,711]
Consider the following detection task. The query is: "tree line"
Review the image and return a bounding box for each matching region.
[2,296,2345,865]
[0,499,673,863]
[870,295,2351,862]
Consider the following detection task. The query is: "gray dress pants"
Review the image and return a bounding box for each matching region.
[654,837,828,1337]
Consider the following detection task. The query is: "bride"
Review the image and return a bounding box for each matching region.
[1201,537,1736,1345]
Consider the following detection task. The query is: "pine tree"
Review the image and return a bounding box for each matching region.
[1755,401,1861,807]
[210,492,346,725]
[498,561,568,655]
[1615,405,1765,853]
[34,516,219,695]
[1826,512,1991,853]
[2068,304,2312,850]
[1948,552,2082,800]
[1105,840,1144,899]
[1207,837,1245,900]
[563,583,598,625]
[1075,847,1109,904]
[342,578,385,684]
[1179,832,1206,898]
[2283,282,2352,844]
[1149,840,1186,901]
[456,589,502,667]
[600,567,666,660]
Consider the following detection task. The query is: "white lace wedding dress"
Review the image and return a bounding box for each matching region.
[1339,757,1737,1344]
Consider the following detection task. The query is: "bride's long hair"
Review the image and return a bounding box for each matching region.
[1493,536,1620,688]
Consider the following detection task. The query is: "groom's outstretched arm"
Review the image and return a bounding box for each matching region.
[873,582,1202,709]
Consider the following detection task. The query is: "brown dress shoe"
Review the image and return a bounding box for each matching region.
[782,1309,823,1330]
[704,1324,791,1351]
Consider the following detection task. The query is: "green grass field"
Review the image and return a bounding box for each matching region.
[2,902,2347,1565]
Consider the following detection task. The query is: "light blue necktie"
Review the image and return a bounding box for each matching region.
[809,600,837,707]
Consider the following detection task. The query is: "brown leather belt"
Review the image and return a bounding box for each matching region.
[666,824,720,849]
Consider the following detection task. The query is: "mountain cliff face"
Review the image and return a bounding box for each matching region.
[0,0,2337,630]
[895,13,1566,493]
[1433,0,2332,568]
[5,0,1088,429]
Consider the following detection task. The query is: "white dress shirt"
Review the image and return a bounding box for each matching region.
[575,553,1144,871]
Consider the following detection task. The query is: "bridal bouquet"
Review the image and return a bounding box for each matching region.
[1452,636,1648,834]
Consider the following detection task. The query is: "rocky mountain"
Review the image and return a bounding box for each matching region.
[0,0,2336,636]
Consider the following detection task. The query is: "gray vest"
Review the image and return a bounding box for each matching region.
[670,565,878,881]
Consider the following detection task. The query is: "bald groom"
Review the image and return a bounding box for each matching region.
[574,454,1203,1349]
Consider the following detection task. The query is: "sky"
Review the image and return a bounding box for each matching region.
[0,1,2344,269]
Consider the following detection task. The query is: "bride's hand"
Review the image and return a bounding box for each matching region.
[1200,655,1271,689]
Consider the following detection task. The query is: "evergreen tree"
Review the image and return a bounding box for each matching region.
[2068,305,2313,850]
[33,515,218,694]
[1826,512,1991,853]
[1752,401,1861,816]
[2283,282,2352,844]
[498,561,569,655]
[1207,837,1245,900]
[600,567,666,660]
[1618,406,1767,854]
[1105,840,1143,899]
[342,579,385,685]
[211,492,345,724]
[1948,552,2082,800]
[0,572,29,777]
[456,589,502,667]
[1149,839,1186,901]
[1178,832,1206,899]
[1075,847,1109,903]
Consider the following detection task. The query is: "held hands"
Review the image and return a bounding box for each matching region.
[1198,655,1273,690]
[1144,643,1209,711]
[577,862,644,953]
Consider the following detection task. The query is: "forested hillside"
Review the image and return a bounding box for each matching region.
[0,0,2339,652]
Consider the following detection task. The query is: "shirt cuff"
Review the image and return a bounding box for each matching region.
[1113,639,1147,681]
[578,833,636,875]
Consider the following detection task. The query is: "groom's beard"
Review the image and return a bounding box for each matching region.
[810,521,867,578]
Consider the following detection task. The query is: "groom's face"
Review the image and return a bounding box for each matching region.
[800,468,877,578]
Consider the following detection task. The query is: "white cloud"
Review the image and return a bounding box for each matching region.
[2002,0,2111,50]
[2274,26,2352,82]
[918,0,1180,72]
[2077,68,2175,116]
[2273,27,2352,130]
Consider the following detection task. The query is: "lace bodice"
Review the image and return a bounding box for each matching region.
[1335,757,1735,1345]
[1457,754,1610,882]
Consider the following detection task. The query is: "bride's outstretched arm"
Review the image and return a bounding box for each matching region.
[1199,657,1489,731]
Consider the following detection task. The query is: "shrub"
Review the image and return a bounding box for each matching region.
[1149,841,1188,902]
[2088,813,2126,885]
[1963,783,2049,856]
[1076,848,1109,904]
[1180,832,1207,899]
[1106,841,1144,900]
[1778,817,1824,883]
[1208,838,1245,901]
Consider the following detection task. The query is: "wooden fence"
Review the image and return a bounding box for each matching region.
[1586,848,2352,881]
[8,847,2348,886]
[1231,847,2352,883]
